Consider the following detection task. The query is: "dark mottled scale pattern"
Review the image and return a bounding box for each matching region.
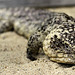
[0,7,75,64]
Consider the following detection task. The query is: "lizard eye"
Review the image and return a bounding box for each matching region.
[54,35,57,38]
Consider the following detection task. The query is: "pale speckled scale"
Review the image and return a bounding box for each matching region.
[0,7,75,64]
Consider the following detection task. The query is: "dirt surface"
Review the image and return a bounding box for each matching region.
[0,7,75,75]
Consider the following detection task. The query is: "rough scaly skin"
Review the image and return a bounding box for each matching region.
[0,7,75,64]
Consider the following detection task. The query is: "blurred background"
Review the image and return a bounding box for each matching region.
[0,0,75,7]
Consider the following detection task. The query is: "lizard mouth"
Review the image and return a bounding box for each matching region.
[43,44,75,64]
[49,53,75,64]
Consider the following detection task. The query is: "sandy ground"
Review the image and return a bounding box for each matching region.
[0,7,75,75]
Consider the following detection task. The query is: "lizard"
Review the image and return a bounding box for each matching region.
[0,7,75,64]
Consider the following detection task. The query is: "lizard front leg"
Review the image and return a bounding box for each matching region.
[27,32,44,61]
